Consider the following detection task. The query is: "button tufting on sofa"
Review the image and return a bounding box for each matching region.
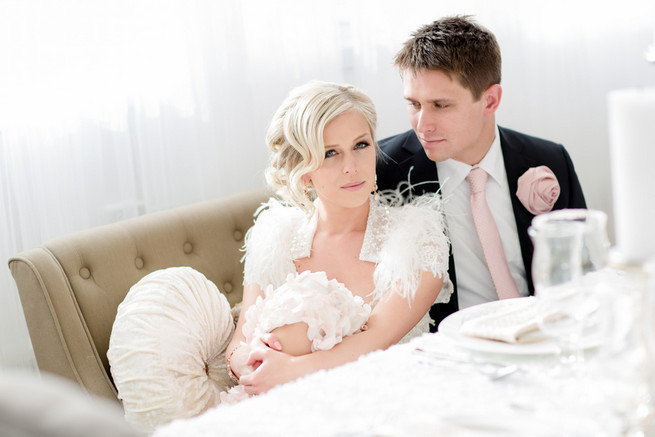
[233,230,243,241]
[223,282,233,293]
[183,242,193,254]
[79,267,91,279]
[134,257,144,269]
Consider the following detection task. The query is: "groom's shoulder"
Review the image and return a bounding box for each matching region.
[378,129,419,156]
[499,126,564,152]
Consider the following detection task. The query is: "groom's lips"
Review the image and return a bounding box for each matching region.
[420,137,445,148]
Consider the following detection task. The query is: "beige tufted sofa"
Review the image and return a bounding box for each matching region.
[8,188,269,402]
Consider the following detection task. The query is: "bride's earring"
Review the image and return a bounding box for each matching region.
[373,176,379,201]
[304,181,313,199]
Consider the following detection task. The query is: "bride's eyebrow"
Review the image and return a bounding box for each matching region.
[324,132,371,148]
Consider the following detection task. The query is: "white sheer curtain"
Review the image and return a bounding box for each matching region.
[1,0,654,370]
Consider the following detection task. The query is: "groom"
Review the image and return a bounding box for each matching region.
[376,15,587,329]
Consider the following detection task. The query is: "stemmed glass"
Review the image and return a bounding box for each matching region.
[529,209,611,372]
[529,219,587,370]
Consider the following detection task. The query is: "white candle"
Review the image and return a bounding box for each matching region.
[608,87,655,261]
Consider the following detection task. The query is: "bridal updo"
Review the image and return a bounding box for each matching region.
[264,80,378,214]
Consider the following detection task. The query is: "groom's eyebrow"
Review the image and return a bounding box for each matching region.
[403,96,452,104]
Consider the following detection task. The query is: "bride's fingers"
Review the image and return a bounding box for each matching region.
[245,347,266,367]
[239,367,264,394]
[259,333,283,351]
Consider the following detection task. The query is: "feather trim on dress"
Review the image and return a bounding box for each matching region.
[371,190,451,304]
[241,198,303,290]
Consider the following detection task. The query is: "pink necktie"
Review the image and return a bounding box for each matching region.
[466,167,521,300]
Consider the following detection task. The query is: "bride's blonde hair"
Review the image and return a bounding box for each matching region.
[265,81,378,213]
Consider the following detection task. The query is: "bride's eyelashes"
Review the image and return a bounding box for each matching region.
[324,141,372,159]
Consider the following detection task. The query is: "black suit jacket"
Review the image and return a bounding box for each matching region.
[376,127,587,329]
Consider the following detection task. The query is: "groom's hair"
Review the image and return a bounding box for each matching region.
[394,15,501,100]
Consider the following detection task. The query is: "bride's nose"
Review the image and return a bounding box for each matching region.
[342,152,357,174]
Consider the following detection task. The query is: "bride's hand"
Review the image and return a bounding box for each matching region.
[240,347,303,395]
[253,332,283,352]
[227,343,253,380]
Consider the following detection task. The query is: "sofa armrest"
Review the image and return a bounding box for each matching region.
[9,248,118,400]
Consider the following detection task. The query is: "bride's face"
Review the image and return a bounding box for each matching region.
[305,110,376,210]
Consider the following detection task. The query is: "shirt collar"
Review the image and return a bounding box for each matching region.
[436,125,503,191]
[477,125,504,185]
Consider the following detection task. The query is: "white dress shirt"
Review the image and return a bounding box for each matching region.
[436,126,529,309]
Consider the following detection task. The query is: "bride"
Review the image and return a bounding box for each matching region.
[225,80,452,397]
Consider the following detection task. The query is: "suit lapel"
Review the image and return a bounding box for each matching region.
[499,127,537,293]
[396,132,441,196]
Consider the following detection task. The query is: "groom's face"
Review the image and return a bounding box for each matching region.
[402,68,498,166]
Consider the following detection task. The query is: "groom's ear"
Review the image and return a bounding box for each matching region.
[482,84,502,115]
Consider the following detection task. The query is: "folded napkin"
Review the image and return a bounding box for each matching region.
[459,298,548,344]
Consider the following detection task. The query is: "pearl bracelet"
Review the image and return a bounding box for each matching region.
[225,344,242,384]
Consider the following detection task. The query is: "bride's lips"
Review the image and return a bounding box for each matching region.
[341,181,366,191]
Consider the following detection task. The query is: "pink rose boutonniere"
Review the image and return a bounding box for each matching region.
[516,166,560,215]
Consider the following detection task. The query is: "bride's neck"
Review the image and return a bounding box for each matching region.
[315,199,369,235]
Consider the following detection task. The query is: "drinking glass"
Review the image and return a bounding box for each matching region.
[532,209,614,356]
[529,219,587,369]
[531,209,609,275]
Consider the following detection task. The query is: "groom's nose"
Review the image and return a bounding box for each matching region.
[415,108,436,135]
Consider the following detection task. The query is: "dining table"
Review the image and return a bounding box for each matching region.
[153,268,652,437]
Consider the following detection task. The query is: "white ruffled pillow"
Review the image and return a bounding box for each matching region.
[107,267,235,432]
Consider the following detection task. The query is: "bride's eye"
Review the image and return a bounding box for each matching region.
[355,141,370,150]
[325,149,337,158]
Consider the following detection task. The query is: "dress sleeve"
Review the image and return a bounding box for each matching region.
[241,199,302,290]
[373,193,451,303]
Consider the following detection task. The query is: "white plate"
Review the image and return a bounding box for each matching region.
[438,297,601,355]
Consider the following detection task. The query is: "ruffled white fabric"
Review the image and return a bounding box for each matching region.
[220,271,371,404]
[107,267,235,432]
[153,333,629,437]
[243,193,452,307]
[243,271,371,352]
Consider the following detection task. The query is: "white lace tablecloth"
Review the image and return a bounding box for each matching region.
[153,331,645,437]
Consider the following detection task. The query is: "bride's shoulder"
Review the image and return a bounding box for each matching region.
[251,197,305,227]
[378,191,446,228]
[244,198,306,250]
[370,192,450,301]
[376,191,450,266]
[242,198,304,288]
